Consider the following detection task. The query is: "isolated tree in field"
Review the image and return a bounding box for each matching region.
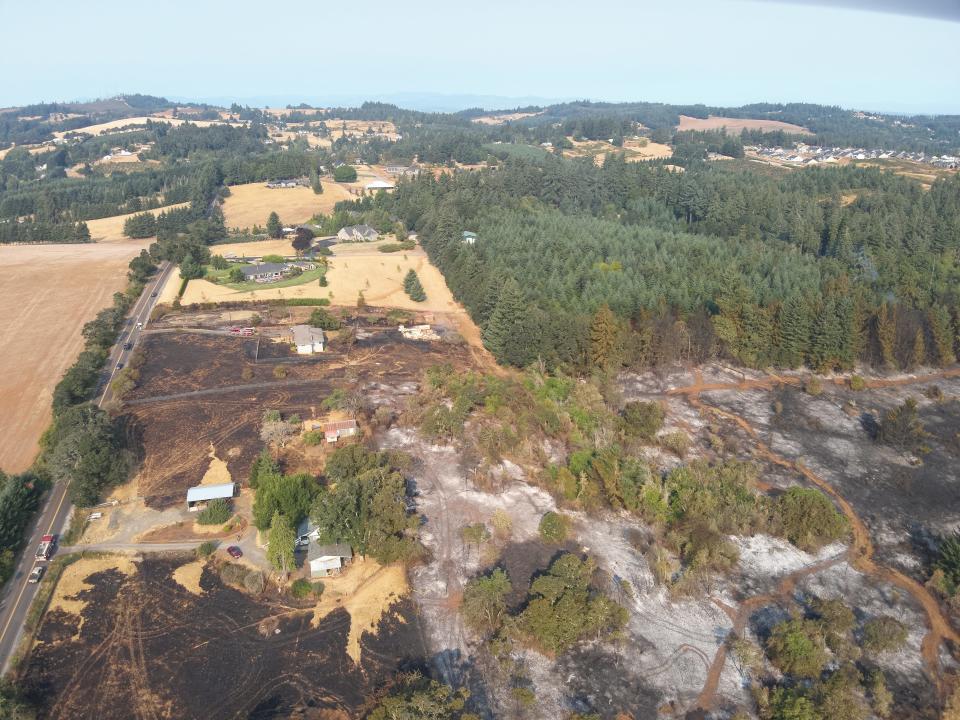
[403,269,427,302]
[267,211,283,239]
[292,227,313,255]
[878,397,928,455]
[461,568,511,635]
[74,222,91,243]
[589,304,620,369]
[310,166,323,194]
[267,511,295,576]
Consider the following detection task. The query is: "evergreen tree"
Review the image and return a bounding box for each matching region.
[74,221,91,243]
[403,269,426,302]
[809,299,842,371]
[266,211,282,239]
[911,327,926,369]
[778,295,811,369]
[927,305,956,366]
[589,304,619,369]
[267,511,295,576]
[310,167,323,194]
[482,278,528,366]
[876,303,897,369]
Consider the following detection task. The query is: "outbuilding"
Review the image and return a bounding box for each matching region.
[364,179,395,191]
[322,419,358,443]
[186,482,236,511]
[308,543,353,577]
[291,324,325,354]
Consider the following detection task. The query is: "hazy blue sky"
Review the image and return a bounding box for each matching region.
[1,0,958,113]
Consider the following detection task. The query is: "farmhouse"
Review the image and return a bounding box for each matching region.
[290,324,325,354]
[308,543,353,578]
[265,179,301,189]
[337,224,379,242]
[241,263,290,283]
[186,482,236,511]
[321,419,358,443]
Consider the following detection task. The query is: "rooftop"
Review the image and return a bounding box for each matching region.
[241,262,288,276]
[291,324,325,346]
[186,482,235,503]
[307,542,352,561]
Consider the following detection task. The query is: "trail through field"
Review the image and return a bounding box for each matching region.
[677,367,960,710]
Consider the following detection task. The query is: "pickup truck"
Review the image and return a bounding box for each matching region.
[28,567,44,584]
[35,534,56,561]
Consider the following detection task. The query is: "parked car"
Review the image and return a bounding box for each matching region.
[116,362,124,370]
[226,546,243,559]
[28,566,44,584]
[123,342,133,350]
[150,291,158,297]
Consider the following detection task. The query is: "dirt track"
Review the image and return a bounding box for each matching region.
[679,367,960,710]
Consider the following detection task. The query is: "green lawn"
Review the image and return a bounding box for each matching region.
[203,264,327,292]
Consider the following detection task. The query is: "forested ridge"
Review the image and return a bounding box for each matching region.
[357,154,960,372]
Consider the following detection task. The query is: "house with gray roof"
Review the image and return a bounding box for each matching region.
[307,543,353,577]
[336,224,379,242]
[241,263,290,283]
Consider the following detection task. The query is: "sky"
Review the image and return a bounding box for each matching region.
[0,0,958,113]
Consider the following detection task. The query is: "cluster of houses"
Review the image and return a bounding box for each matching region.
[264,178,306,189]
[748,143,959,169]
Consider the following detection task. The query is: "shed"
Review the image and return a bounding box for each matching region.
[186,482,236,511]
[365,179,395,191]
[322,419,358,443]
[461,231,478,245]
[308,543,353,577]
[291,324,325,354]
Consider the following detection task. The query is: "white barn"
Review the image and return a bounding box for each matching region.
[291,325,325,354]
[186,482,236,511]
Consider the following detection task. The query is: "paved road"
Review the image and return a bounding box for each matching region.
[0,261,173,674]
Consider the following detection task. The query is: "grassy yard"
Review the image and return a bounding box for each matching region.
[203,264,327,292]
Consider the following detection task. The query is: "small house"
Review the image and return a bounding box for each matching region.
[336,224,379,242]
[186,482,236,511]
[308,543,353,577]
[241,263,290,283]
[461,231,478,245]
[322,419,358,443]
[291,325,325,354]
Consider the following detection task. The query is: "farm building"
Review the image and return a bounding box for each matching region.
[365,179,395,191]
[290,325,325,354]
[186,482,236,511]
[322,419,358,443]
[241,263,290,283]
[308,543,353,577]
[265,179,300,188]
[336,224,379,242]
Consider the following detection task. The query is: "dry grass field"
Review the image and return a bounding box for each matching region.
[0,239,150,471]
[54,116,242,138]
[171,238,460,313]
[221,181,353,230]
[472,112,542,125]
[564,137,673,165]
[677,114,813,135]
[85,202,189,243]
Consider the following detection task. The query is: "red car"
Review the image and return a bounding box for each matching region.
[226,546,243,559]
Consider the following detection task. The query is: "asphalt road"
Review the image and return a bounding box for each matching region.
[0,261,173,674]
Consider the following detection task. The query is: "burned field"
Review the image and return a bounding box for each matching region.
[125,329,470,508]
[21,556,426,719]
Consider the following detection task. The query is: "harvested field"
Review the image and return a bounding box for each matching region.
[0,239,149,471]
[677,114,812,134]
[174,240,463,314]
[564,137,672,165]
[471,111,541,125]
[85,202,189,243]
[623,138,673,160]
[221,180,352,230]
[124,330,471,507]
[21,556,426,719]
[54,116,242,138]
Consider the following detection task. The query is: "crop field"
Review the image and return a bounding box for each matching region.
[124,329,471,507]
[472,111,542,125]
[174,239,462,314]
[221,181,353,230]
[0,239,150,471]
[53,116,243,138]
[676,114,813,134]
[20,555,425,719]
[86,202,189,243]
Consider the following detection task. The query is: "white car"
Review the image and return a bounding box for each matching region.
[28,566,44,584]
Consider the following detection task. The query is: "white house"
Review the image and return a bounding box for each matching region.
[308,543,353,577]
[291,325,325,354]
[365,179,395,191]
[337,224,379,242]
[186,482,236,511]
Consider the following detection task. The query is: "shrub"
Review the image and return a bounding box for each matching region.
[290,578,313,599]
[197,541,217,558]
[878,397,929,455]
[862,616,908,655]
[220,562,247,586]
[196,498,231,525]
[766,617,829,678]
[308,307,341,330]
[333,165,358,182]
[378,241,416,253]
[538,511,569,544]
[775,486,847,551]
[805,377,824,396]
[244,570,265,594]
[303,430,324,446]
[660,431,690,458]
[849,375,866,391]
[272,365,288,379]
[620,400,664,440]
[935,532,960,591]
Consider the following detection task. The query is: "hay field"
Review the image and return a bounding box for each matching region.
[85,202,189,243]
[54,116,242,138]
[221,181,353,230]
[677,115,812,135]
[472,112,541,125]
[174,239,460,313]
[623,138,673,160]
[564,138,672,165]
[0,238,151,471]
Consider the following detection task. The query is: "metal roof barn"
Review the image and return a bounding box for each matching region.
[186,483,236,504]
